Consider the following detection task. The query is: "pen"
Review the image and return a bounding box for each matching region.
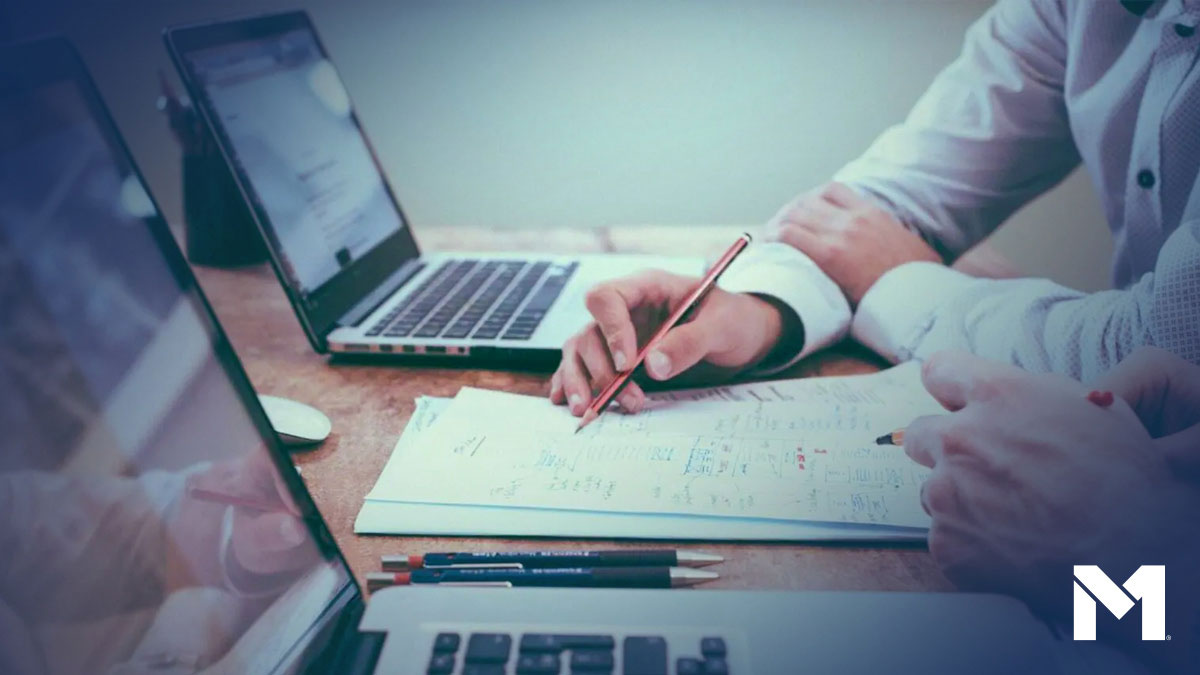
[382,549,723,571]
[576,233,753,432]
[365,566,718,592]
[877,389,1119,446]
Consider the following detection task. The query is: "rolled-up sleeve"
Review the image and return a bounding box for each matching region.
[834,0,1079,259]
[852,219,1200,381]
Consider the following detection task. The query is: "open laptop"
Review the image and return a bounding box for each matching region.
[163,11,701,363]
[0,37,1139,675]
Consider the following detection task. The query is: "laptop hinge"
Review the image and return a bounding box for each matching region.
[338,259,426,328]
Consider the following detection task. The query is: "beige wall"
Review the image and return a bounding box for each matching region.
[22,0,1113,291]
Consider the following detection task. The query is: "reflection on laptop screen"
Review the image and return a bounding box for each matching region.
[185,28,405,297]
[0,50,354,674]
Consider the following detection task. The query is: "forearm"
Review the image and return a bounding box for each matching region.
[834,0,1078,258]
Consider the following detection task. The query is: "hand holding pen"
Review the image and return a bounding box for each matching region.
[552,234,790,421]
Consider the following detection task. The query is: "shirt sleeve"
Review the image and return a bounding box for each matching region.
[851,218,1200,381]
[834,0,1080,259]
[718,240,851,373]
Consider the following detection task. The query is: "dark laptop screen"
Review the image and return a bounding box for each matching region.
[0,40,356,674]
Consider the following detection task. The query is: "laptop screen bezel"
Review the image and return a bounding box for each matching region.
[164,11,423,351]
[1,35,367,671]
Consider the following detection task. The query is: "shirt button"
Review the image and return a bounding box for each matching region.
[1136,169,1156,189]
[1175,24,1196,38]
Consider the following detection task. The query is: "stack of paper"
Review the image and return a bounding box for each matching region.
[356,363,943,542]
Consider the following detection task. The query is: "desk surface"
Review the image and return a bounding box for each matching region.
[192,225,963,594]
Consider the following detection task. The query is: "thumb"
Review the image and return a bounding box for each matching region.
[644,320,716,381]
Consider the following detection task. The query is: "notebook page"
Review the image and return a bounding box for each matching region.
[374,380,941,528]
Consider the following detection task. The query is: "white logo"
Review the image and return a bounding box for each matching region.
[1073,565,1166,641]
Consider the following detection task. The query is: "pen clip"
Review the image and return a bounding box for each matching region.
[438,581,515,588]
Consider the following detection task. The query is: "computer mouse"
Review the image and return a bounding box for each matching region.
[257,394,332,448]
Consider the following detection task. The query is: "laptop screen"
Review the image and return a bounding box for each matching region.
[169,13,422,344]
[0,39,357,674]
[184,28,404,296]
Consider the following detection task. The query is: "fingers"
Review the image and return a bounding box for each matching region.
[557,338,594,415]
[554,325,645,415]
[920,350,1022,412]
[902,414,949,468]
[584,271,677,371]
[817,181,862,208]
[1093,346,1200,435]
[643,320,718,381]
[232,512,314,575]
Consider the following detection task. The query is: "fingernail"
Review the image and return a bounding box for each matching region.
[612,350,628,372]
[1087,390,1114,408]
[646,350,671,379]
[568,394,583,411]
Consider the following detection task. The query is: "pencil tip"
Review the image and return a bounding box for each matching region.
[874,433,893,446]
[575,409,598,433]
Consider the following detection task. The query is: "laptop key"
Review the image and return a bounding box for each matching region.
[516,653,560,674]
[570,649,615,671]
[466,633,512,664]
[427,652,455,674]
[433,633,461,653]
[676,658,703,675]
[703,657,729,675]
[700,637,726,658]
[623,636,667,675]
[462,666,505,675]
[519,634,616,652]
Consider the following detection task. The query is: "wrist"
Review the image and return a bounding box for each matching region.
[741,293,802,372]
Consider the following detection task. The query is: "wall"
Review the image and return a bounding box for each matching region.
[9,0,1113,290]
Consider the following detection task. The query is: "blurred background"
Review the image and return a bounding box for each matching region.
[3,0,1113,291]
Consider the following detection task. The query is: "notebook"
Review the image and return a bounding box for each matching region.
[356,364,940,541]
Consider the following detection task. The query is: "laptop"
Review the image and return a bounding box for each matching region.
[0,37,1138,675]
[163,11,701,363]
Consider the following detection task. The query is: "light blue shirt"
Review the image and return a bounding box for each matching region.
[721,0,1200,381]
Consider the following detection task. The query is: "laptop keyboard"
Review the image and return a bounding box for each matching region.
[365,259,578,342]
[426,632,730,674]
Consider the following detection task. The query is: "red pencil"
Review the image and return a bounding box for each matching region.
[575,233,753,433]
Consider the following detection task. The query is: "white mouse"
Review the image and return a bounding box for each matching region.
[257,394,332,447]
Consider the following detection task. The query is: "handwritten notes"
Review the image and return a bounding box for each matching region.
[370,366,941,529]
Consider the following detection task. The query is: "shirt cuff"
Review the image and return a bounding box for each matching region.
[851,261,977,363]
[718,241,851,373]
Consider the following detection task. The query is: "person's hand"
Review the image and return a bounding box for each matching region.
[1093,346,1200,468]
[767,182,940,305]
[550,269,785,415]
[902,350,1200,665]
[170,451,317,589]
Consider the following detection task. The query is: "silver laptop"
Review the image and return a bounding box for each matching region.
[163,11,700,363]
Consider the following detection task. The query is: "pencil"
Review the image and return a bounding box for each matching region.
[575,233,753,433]
[874,429,905,446]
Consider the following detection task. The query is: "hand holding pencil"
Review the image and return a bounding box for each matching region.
[551,234,790,419]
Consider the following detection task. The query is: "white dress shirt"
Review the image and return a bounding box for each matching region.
[720,0,1200,382]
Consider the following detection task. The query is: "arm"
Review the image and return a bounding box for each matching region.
[834,0,1078,258]
[852,218,1200,380]
[721,0,1080,373]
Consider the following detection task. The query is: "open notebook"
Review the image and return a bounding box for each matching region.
[357,363,941,541]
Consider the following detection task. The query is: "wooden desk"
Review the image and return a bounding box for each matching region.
[192,226,962,594]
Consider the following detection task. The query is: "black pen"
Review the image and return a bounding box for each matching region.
[366,566,717,591]
[382,549,723,571]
